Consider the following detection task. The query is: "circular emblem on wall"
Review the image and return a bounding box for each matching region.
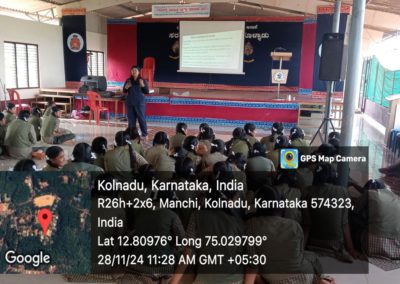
[67,33,84,52]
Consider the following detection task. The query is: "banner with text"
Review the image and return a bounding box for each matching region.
[152,3,211,18]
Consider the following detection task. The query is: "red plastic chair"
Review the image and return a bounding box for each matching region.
[141,57,155,89]
[86,91,110,126]
[6,89,31,112]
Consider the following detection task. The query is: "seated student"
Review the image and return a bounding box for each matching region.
[244,123,259,147]
[266,135,290,169]
[352,179,400,260]
[200,139,227,170]
[244,186,322,284]
[41,106,75,144]
[246,142,275,191]
[226,127,252,160]
[125,126,144,156]
[3,102,16,126]
[62,143,103,172]
[169,122,188,151]
[43,101,56,117]
[0,113,6,155]
[144,131,175,171]
[4,110,43,159]
[197,125,215,155]
[104,131,148,178]
[13,159,38,171]
[328,131,341,141]
[197,122,209,139]
[170,162,244,284]
[227,152,247,172]
[290,126,311,155]
[182,135,201,170]
[91,137,108,170]
[260,122,284,152]
[28,107,42,141]
[303,164,361,261]
[43,146,65,171]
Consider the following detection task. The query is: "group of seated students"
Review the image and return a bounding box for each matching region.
[9,118,400,283]
[0,102,75,160]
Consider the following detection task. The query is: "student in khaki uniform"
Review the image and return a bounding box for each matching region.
[266,135,290,169]
[144,131,175,171]
[200,139,227,170]
[244,186,321,284]
[43,146,65,171]
[3,102,16,126]
[63,143,103,172]
[260,122,284,153]
[197,122,209,139]
[303,164,361,261]
[91,136,108,170]
[4,110,38,159]
[126,126,144,156]
[352,179,400,260]
[169,122,187,151]
[0,113,6,155]
[182,135,201,170]
[197,125,215,155]
[246,142,275,192]
[28,107,42,141]
[226,127,252,160]
[244,123,259,147]
[104,131,148,179]
[41,106,75,144]
[290,126,311,155]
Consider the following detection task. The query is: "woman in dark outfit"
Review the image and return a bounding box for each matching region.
[123,66,150,138]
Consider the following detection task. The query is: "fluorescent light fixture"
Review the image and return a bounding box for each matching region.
[373,34,400,71]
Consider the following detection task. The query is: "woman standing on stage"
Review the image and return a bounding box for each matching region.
[123,66,149,138]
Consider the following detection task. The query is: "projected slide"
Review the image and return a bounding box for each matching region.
[179,21,245,74]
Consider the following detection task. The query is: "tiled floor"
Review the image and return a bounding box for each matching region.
[0,114,399,283]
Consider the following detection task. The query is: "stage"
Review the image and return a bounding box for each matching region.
[39,87,343,129]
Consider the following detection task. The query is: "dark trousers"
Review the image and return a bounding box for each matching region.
[53,133,76,144]
[126,102,148,136]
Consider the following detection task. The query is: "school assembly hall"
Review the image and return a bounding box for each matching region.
[0,0,399,284]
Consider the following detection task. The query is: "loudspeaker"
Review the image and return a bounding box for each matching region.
[319,33,346,81]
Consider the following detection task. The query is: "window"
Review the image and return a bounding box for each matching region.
[87,50,104,76]
[4,42,39,89]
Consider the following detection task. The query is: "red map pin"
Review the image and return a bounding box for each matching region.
[38,208,52,236]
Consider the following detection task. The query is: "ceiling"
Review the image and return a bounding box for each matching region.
[0,0,399,33]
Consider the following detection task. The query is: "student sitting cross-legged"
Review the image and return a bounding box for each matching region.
[41,106,75,144]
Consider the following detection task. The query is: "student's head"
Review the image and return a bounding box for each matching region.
[175,122,188,135]
[274,135,290,150]
[317,143,336,157]
[0,113,5,125]
[328,131,341,141]
[255,185,284,217]
[198,126,215,141]
[18,110,30,121]
[271,122,284,135]
[153,131,169,147]
[13,159,37,171]
[244,123,256,137]
[210,139,225,154]
[72,143,93,163]
[313,163,337,185]
[232,127,247,140]
[115,131,131,147]
[227,152,246,171]
[31,107,42,117]
[290,127,305,140]
[125,126,141,142]
[45,146,65,169]
[183,136,199,153]
[47,101,56,108]
[328,138,340,154]
[51,106,62,117]
[251,142,266,157]
[6,102,16,114]
[363,179,385,191]
[175,157,195,179]
[198,123,209,134]
[210,161,238,200]
[92,136,108,155]
[130,65,141,79]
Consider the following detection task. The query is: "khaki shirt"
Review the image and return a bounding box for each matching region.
[228,139,250,159]
[145,145,169,169]
[291,138,312,155]
[43,164,61,172]
[0,125,6,146]
[131,140,144,156]
[43,106,52,117]
[5,119,36,148]
[28,115,42,140]
[246,134,259,147]
[169,133,186,150]
[3,111,16,125]
[200,152,227,169]
[105,146,148,173]
[41,114,58,143]
[275,183,302,223]
[266,149,280,169]
[93,154,105,170]
[62,162,104,172]
[260,134,278,153]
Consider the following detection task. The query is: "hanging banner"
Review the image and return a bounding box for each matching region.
[61,9,87,82]
[152,3,211,18]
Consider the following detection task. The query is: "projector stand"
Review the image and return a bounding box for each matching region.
[310,116,336,146]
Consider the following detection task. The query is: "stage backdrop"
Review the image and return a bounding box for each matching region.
[137,20,303,88]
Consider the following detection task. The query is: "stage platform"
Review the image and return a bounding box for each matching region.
[38,87,343,130]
